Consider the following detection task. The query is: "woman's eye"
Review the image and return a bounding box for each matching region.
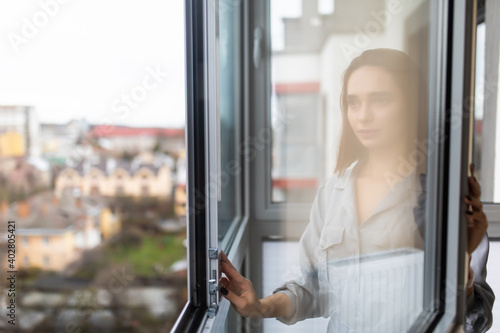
[376,98,389,104]
[348,100,359,107]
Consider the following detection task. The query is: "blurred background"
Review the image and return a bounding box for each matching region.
[0,1,187,331]
[0,0,499,332]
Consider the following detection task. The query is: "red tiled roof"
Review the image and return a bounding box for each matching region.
[89,126,184,138]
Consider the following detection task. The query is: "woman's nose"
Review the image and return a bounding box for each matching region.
[358,103,373,122]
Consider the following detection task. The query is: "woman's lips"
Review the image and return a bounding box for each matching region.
[357,129,379,139]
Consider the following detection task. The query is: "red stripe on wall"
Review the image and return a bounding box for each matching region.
[273,82,320,94]
[272,178,317,189]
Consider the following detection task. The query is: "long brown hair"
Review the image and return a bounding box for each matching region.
[334,48,421,176]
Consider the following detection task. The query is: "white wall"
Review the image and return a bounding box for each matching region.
[272,53,320,83]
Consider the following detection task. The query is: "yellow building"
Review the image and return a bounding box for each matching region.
[174,184,187,217]
[100,207,121,241]
[1,192,121,272]
[0,131,25,157]
[18,230,76,271]
[55,160,173,199]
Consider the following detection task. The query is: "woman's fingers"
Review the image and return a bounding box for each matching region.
[468,164,481,198]
[465,209,488,254]
[221,285,247,309]
[220,251,239,275]
[220,251,245,283]
[464,195,483,212]
[468,176,481,198]
[219,251,264,318]
[464,164,488,254]
[465,210,488,229]
[220,276,231,286]
[220,260,247,285]
[220,276,234,294]
[219,269,263,318]
[220,251,237,271]
[219,251,251,294]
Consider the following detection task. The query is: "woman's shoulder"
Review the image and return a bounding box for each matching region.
[319,166,355,193]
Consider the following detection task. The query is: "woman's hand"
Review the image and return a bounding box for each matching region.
[464,164,488,255]
[219,251,266,318]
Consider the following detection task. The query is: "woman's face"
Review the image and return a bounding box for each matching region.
[346,65,408,151]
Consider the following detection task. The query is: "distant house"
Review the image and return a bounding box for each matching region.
[55,157,173,199]
[0,131,24,157]
[0,157,52,199]
[173,152,187,217]
[40,119,91,164]
[0,105,40,157]
[88,125,185,155]
[0,192,120,272]
[174,184,187,217]
[100,206,121,241]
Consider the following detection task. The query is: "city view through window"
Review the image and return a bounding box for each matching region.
[0,1,187,331]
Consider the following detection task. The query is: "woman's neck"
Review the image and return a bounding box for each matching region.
[360,143,413,180]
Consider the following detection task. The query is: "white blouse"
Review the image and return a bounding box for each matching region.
[274,162,425,332]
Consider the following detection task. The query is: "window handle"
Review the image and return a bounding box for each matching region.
[253,27,263,69]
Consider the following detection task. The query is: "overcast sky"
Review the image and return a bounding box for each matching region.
[0,0,185,128]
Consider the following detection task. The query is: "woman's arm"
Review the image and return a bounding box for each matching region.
[220,180,331,323]
[464,164,488,255]
[464,234,495,333]
[462,164,494,332]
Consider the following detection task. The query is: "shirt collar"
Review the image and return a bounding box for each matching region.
[334,160,422,192]
[336,160,423,225]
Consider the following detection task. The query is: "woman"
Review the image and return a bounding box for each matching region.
[220,49,493,332]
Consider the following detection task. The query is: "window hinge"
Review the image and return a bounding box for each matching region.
[209,247,218,259]
[208,248,219,318]
[208,278,218,317]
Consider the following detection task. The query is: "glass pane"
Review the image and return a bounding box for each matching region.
[265,0,434,331]
[262,240,329,331]
[218,0,242,243]
[486,240,500,332]
[473,18,500,203]
[0,1,187,331]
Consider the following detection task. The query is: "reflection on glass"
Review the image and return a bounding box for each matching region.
[0,1,187,331]
[266,0,430,331]
[218,0,242,243]
[474,21,500,203]
[474,22,486,197]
